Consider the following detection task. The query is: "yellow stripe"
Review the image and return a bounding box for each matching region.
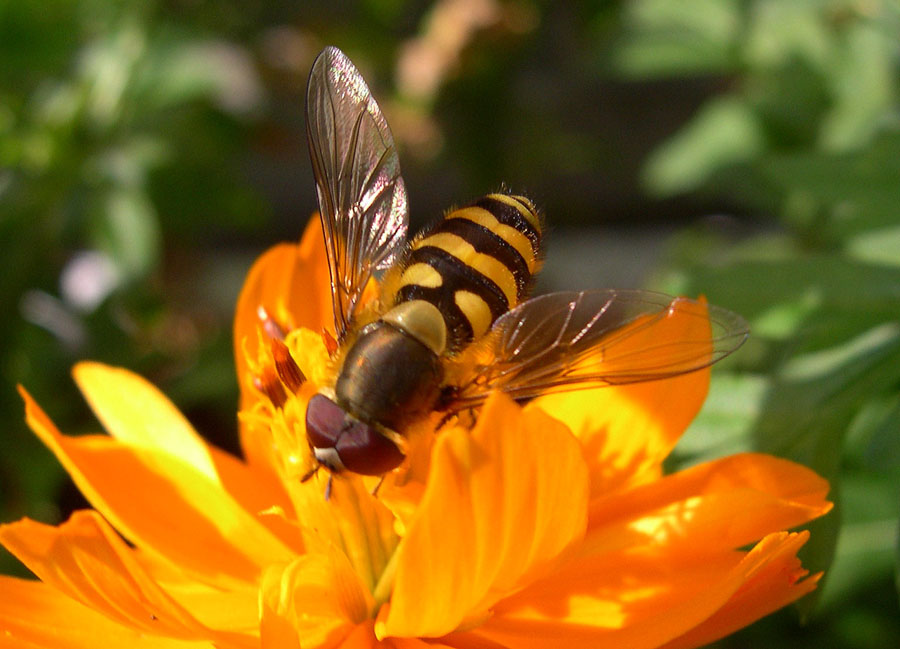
[454,290,492,339]
[399,262,443,288]
[415,232,517,305]
[446,207,537,272]
[513,195,537,214]
[382,300,447,354]
[486,193,541,231]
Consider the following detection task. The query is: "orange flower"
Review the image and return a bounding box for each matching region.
[1,218,832,649]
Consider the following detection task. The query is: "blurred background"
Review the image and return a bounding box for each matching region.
[1,1,899,646]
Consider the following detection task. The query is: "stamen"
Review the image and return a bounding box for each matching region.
[271,338,306,392]
[257,305,287,341]
[371,546,400,609]
[253,366,287,409]
[322,328,338,355]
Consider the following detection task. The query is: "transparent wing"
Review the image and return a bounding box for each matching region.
[306,46,408,339]
[449,290,749,409]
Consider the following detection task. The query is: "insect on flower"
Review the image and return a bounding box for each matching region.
[300,46,750,479]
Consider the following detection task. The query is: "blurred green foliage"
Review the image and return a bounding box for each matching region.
[626,1,900,646]
[1,1,898,647]
[0,1,267,558]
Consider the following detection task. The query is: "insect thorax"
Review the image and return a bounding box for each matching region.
[334,321,444,434]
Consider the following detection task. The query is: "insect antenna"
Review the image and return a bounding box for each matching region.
[300,464,319,483]
[371,475,386,497]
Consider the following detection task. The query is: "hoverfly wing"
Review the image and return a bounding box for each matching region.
[449,289,749,409]
[306,46,408,340]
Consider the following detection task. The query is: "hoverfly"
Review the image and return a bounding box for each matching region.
[300,46,748,478]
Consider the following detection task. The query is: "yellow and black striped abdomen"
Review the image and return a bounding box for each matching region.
[395,193,543,353]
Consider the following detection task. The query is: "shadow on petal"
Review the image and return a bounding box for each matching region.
[383,393,589,639]
[534,298,713,499]
[476,532,815,649]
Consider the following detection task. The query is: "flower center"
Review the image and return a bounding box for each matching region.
[242,322,403,611]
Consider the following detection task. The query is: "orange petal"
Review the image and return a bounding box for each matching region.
[206,443,302,554]
[336,621,379,649]
[72,362,220,482]
[381,393,589,638]
[430,633,510,649]
[534,297,711,497]
[74,362,300,553]
[133,550,260,636]
[386,634,457,649]
[0,575,213,649]
[331,621,456,649]
[76,363,299,552]
[259,552,372,649]
[0,511,255,647]
[582,453,832,556]
[19,387,294,587]
[290,472,399,596]
[475,531,814,649]
[659,559,821,649]
[234,218,331,472]
[73,363,302,549]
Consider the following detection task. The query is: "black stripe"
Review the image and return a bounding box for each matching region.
[397,283,474,352]
[473,196,541,255]
[435,216,531,299]
[408,245,509,319]
[510,195,534,213]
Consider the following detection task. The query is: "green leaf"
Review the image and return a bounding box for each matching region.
[670,372,766,465]
[845,394,900,472]
[757,130,900,239]
[819,19,897,151]
[817,471,900,611]
[676,254,899,315]
[848,225,900,268]
[751,323,900,613]
[896,514,900,608]
[642,96,764,196]
[93,188,161,281]
[743,0,832,69]
[613,0,740,77]
[666,256,900,352]
[137,40,262,115]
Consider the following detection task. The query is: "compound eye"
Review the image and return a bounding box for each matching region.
[305,393,405,476]
[335,423,405,476]
[306,393,345,450]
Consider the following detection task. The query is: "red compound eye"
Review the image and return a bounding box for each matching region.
[305,393,345,451]
[334,420,405,476]
[305,394,405,476]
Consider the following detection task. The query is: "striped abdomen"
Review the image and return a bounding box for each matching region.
[394,193,543,353]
